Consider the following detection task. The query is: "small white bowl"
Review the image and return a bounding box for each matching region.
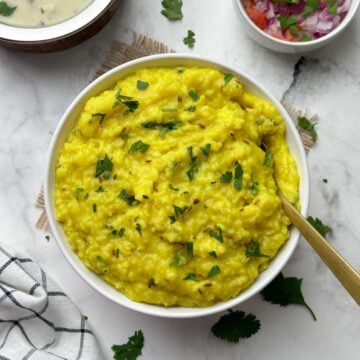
[45,54,310,318]
[0,0,121,52]
[233,0,360,53]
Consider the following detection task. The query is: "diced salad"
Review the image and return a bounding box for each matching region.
[243,0,351,41]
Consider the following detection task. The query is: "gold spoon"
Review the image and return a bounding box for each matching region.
[279,191,360,305]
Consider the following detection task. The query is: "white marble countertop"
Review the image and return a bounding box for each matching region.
[0,0,359,359]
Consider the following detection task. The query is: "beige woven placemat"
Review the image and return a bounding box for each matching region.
[35,32,317,231]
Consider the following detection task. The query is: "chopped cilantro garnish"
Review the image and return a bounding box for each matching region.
[118,189,140,206]
[200,143,211,159]
[168,215,177,224]
[245,240,269,258]
[234,161,243,191]
[118,228,125,237]
[114,249,120,258]
[188,90,200,101]
[211,310,261,343]
[141,121,157,129]
[84,193,89,200]
[161,0,183,20]
[95,154,113,179]
[170,252,187,267]
[326,0,337,15]
[263,149,272,167]
[183,273,196,281]
[250,179,259,196]
[209,227,223,243]
[261,272,316,321]
[95,186,105,193]
[137,80,149,90]
[128,140,150,154]
[186,105,196,112]
[159,121,182,135]
[224,73,233,85]
[0,1,16,16]
[112,330,144,360]
[307,216,332,237]
[303,0,320,16]
[208,265,221,277]
[186,146,200,181]
[183,30,196,49]
[162,108,177,113]
[135,223,142,236]
[92,204,97,213]
[220,171,233,183]
[298,116,318,142]
[147,278,155,288]
[169,184,179,191]
[113,89,139,113]
[208,251,217,258]
[74,187,84,200]
[185,242,193,257]
[91,113,106,124]
[173,205,188,221]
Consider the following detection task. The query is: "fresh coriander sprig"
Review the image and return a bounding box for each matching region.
[307,216,332,237]
[0,1,16,16]
[161,0,183,20]
[298,116,318,142]
[95,154,113,179]
[128,140,150,154]
[260,272,316,321]
[112,330,144,360]
[211,310,261,343]
[245,240,270,258]
[183,30,196,49]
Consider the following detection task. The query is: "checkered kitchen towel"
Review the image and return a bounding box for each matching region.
[0,245,104,360]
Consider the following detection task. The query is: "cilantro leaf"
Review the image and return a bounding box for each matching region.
[74,187,84,200]
[220,171,233,183]
[173,205,188,220]
[162,108,177,113]
[95,185,105,193]
[112,330,144,360]
[263,149,272,167]
[185,242,193,257]
[147,278,155,288]
[208,265,221,277]
[183,273,196,280]
[208,251,217,258]
[159,121,182,135]
[170,252,187,267]
[209,227,223,243]
[326,0,337,15]
[200,143,211,159]
[245,240,270,258]
[250,179,259,196]
[92,112,106,124]
[211,310,261,343]
[92,204,97,213]
[169,184,179,191]
[303,0,320,16]
[188,89,200,101]
[137,80,149,90]
[186,146,200,180]
[183,30,196,49]
[161,0,183,20]
[128,140,150,154]
[113,89,139,113]
[234,162,243,191]
[307,216,332,237]
[0,1,16,16]
[118,190,140,206]
[186,105,196,112]
[224,73,233,86]
[95,154,113,179]
[297,116,318,142]
[260,272,316,321]
[135,223,142,236]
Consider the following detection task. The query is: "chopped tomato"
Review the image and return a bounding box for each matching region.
[245,5,268,30]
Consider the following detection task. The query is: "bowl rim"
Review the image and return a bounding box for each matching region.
[45,53,310,318]
[233,0,360,48]
[0,0,115,42]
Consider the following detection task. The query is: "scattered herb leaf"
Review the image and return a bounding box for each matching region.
[118,189,140,206]
[298,116,317,142]
[211,310,261,343]
[224,73,233,86]
[263,149,272,167]
[147,278,155,288]
[200,143,211,159]
[74,187,84,200]
[137,80,149,90]
[250,179,259,196]
[112,329,144,360]
[95,154,113,179]
[209,227,223,243]
[185,242,193,257]
[307,216,332,237]
[183,273,196,281]
[183,30,196,49]
[208,251,217,258]
[186,105,196,112]
[220,171,233,183]
[128,140,150,154]
[162,108,177,113]
[92,112,106,124]
[188,90,200,101]
[245,240,269,258]
[208,265,221,277]
[0,1,16,16]
[170,252,187,267]
[113,89,139,113]
[95,186,105,193]
[135,223,142,236]
[161,0,183,20]
[169,184,179,192]
[234,162,243,191]
[92,204,97,213]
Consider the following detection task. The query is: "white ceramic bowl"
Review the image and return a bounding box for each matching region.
[0,0,120,52]
[233,0,360,53]
[45,54,310,318]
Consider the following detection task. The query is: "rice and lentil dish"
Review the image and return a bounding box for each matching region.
[54,67,299,307]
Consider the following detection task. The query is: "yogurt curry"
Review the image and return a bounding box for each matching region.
[0,0,92,27]
[54,67,300,307]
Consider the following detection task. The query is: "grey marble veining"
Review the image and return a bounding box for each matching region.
[0,0,359,359]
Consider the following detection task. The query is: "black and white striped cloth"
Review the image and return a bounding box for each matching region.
[0,245,104,360]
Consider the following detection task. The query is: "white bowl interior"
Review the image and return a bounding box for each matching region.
[0,0,112,42]
[233,0,360,53]
[45,54,309,318]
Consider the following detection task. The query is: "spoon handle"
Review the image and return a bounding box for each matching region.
[279,193,360,305]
